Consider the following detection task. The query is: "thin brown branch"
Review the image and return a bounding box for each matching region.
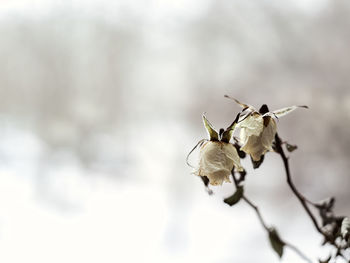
[274,133,324,235]
[231,172,270,231]
[231,171,312,263]
[242,195,270,231]
[284,242,313,263]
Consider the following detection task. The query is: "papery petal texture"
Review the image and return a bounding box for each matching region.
[196,141,243,185]
[240,116,277,161]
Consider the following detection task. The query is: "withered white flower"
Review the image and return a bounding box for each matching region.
[192,114,244,186]
[239,112,277,162]
[224,95,308,163]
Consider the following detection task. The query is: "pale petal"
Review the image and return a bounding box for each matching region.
[239,117,277,161]
[196,141,243,185]
[240,135,267,161]
[260,118,277,151]
[238,114,264,138]
[206,170,231,186]
[224,143,244,172]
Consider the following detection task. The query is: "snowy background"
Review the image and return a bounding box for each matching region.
[0,0,350,262]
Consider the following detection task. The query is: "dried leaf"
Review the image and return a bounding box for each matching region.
[224,186,244,206]
[268,228,285,258]
[286,143,298,152]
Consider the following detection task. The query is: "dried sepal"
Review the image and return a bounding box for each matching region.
[202,113,219,141]
[224,95,255,112]
[221,113,240,143]
[268,105,309,118]
[251,154,264,169]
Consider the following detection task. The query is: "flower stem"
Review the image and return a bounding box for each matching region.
[284,241,313,263]
[242,195,270,231]
[274,133,323,235]
[231,171,311,263]
[231,173,269,231]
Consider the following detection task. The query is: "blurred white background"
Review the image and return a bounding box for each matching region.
[0,0,350,262]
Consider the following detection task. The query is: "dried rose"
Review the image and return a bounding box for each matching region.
[197,140,244,185]
[239,112,277,162]
[193,114,244,186]
[225,95,308,162]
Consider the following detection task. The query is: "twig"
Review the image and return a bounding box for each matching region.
[243,194,312,262]
[275,133,350,262]
[231,172,269,231]
[242,195,270,231]
[231,171,312,263]
[284,242,313,263]
[274,133,324,236]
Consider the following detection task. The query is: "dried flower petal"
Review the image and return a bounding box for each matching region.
[239,115,277,161]
[196,141,243,186]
